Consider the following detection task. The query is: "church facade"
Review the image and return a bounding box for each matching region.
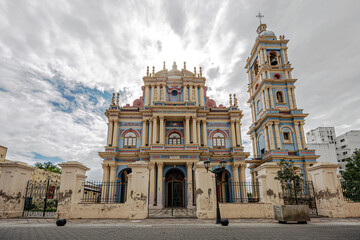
[99,62,249,209]
[245,23,318,183]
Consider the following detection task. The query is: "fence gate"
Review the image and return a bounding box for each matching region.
[23,178,60,218]
[282,181,318,216]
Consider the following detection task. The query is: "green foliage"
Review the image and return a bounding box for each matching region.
[34,162,62,174]
[341,149,360,202]
[275,159,303,204]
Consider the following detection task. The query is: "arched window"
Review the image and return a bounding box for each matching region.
[124,132,137,148]
[276,91,284,103]
[213,132,225,149]
[168,132,181,145]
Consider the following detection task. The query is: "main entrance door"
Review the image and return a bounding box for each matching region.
[165,169,184,207]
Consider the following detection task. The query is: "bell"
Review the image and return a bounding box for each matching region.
[271,58,278,66]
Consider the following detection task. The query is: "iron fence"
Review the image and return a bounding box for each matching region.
[81,181,127,203]
[216,181,260,203]
[341,180,360,202]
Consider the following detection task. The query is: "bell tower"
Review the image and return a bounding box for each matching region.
[245,13,318,181]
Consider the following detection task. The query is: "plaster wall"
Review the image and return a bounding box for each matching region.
[346,202,360,218]
[220,203,273,219]
[68,203,129,219]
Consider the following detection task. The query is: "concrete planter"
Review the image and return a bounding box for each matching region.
[273,205,311,224]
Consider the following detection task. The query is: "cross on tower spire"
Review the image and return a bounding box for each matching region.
[256,11,264,25]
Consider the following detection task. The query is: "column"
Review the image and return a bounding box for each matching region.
[251,136,257,158]
[107,120,113,146]
[109,164,117,202]
[185,116,190,144]
[199,86,205,106]
[145,85,150,106]
[264,126,269,152]
[141,120,147,147]
[150,84,154,105]
[195,85,199,105]
[268,122,275,150]
[253,135,258,157]
[189,85,194,101]
[197,120,201,146]
[183,85,188,102]
[159,116,165,144]
[152,117,158,144]
[291,87,297,108]
[230,120,236,148]
[235,120,241,147]
[192,117,197,144]
[157,84,161,101]
[294,122,303,150]
[250,102,255,122]
[108,121,114,146]
[287,86,294,109]
[112,120,119,148]
[269,86,275,108]
[274,122,282,149]
[101,164,110,202]
[262,90,266,110]
[232,163,240,202]
[148,119,153,145]
[156,162,164,208]
[202,120,207,146]
[240,164,247,202]
[149,162,156,206]
[162,84,167,102]
[300,122,307,149]
[264,87,270,110]
[186,162,193,208]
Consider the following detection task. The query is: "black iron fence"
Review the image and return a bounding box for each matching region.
[216,181,260,203]
[341,180,360,202]
[81,181,127,203]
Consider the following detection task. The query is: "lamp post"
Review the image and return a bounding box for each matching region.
[204,160,226,224]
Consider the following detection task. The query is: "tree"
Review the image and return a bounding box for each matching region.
[341,149,360,202]
[275,159,303,205]
[34,162,62,174]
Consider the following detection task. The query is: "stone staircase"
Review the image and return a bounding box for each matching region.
[148,207,196,218]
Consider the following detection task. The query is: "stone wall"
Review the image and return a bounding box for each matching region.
[67,203,129,219]
[346,202,360,218]
[220,203,273,219]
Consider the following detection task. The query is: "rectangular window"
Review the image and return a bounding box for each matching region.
[340,139,345,142]
[283,132,290,140]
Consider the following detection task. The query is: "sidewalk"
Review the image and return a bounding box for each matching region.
[1,217,360,227]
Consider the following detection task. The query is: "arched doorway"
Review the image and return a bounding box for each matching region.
[115,168,131,203]
[165,168,185,207]
[216,170,232,203]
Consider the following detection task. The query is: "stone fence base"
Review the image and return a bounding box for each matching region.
[220,203,274,219]
[57,203,129,219]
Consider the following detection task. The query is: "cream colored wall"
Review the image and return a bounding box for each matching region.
[0,146,7,161]
[346,202,360,218]
[220,203,273,219]
[29,168,61,182]
[68,203,129,219]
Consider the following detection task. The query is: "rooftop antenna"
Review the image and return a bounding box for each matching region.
[256,11,264,25]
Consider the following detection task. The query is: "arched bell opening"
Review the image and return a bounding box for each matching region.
[165,168,185,207]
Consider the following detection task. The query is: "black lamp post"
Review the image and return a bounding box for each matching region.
[204,159,226,224]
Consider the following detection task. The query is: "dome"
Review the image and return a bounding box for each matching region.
[260,30,275,37]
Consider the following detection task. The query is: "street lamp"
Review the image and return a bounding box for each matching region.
[204,160,226,224]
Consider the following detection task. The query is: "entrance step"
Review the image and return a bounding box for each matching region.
[149,208,196,218]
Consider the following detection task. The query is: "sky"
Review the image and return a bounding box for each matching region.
[0,0,359,180]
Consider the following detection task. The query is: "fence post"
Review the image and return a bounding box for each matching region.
[0,161,35,218]
[194,162,216,219]
[57,161,89,219]
[127,161,150,219]
[254,163,283,205]
[308,163,347,217]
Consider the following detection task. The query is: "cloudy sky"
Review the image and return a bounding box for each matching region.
[0,0,359,179]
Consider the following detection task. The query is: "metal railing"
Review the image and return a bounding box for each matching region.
[341,180,360,202]
[81,181,127,203]
[216,181,260,203]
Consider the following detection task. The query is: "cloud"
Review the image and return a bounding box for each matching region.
[0,0,359,179]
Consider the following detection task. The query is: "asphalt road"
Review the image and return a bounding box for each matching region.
[1,222,360,240]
